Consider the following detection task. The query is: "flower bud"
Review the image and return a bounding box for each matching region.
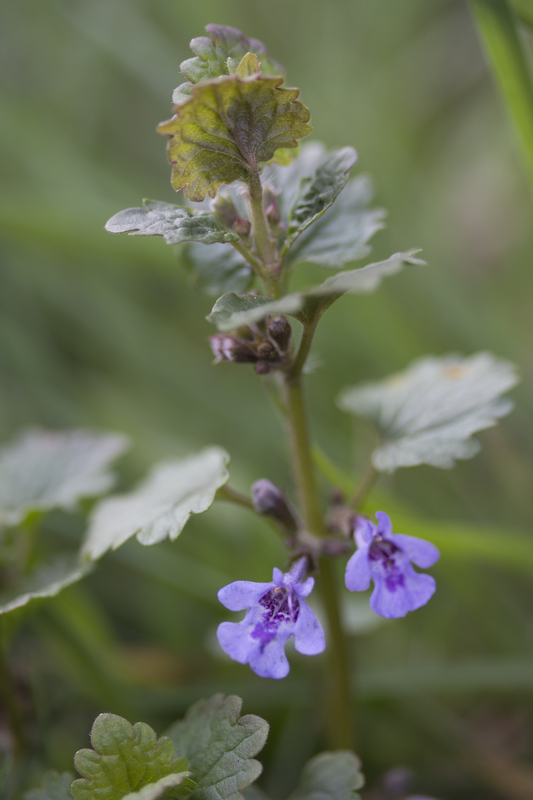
[232,217,251,238]
[265,202,281,227]
[209,334,257,364]
[251,479,298,532]
[212,193,239,229]
[268,316,291,351]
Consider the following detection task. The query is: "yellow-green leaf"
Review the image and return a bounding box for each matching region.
[158,75,312,201]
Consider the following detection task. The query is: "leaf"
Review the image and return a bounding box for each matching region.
[0,430,129,528]
[172,25,284,106]
[25,771,75,800]
[165,694,269,800]
[0,553,92,615]
[122,775,195,800]
[289,752,364,800]
[105,201,239,245]
[72,714,193,800]
[285,176,386,269]
[82,447,229,560]
[157,75,312,201]
[206,252,422,331]
[183,243,252,295]
[284,147,357,248]
[337,352,519,472]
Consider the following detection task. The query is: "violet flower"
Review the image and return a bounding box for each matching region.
[345,512,439,618]
[217,557,325,679]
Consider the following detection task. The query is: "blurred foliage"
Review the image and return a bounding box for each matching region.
[2,1,533,799]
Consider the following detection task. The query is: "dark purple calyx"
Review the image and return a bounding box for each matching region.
[251,587,299,649]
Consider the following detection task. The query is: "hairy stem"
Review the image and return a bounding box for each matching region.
[280,370,355,749]
[248,171,282,298]
[231,240,263,274]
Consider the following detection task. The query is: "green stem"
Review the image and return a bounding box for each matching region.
[349,463,379,510]
[289,316,321,380]
[215,484,255,511]
[231,241,263,274]
[280,371,355,749]
[248,171,282,298]
[470,0,533,187]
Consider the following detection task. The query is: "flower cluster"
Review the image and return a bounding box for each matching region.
[209,316,291,374]
[217,511,439,678]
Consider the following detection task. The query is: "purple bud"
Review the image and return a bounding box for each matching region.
[265,202,281,226]
[268,316,291,351]
[212,193,239,229]
[252,479,298,533]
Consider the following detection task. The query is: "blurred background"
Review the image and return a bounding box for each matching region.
[2,1,533,798]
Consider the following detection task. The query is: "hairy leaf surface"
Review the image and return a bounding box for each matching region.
[165,695,269,800]
[158,76,311,201]
[72,714,192,800]
[105,201,239,245]
[173,24,284,106]
[337,353,519,472]
[183,243,252,295]
[0,554,92,615]
[289,752,364,800]
[83,448,229,560]
[0,430,129,527]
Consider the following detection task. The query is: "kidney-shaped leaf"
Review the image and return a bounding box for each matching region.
[289,752,364,800]
[158,75,312,201]
[0,430,129,528]
[165,695,269,800]
[0,554,92,616]
[72,714,193,800]
[207,252,422,331]
[105,201,239,246]
[83,448,229,560]
[337,353,519,472]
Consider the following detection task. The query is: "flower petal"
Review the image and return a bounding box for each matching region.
[375,511,393,537]
[293,599,325,655]
[217,580,274,611]
[354,517,375,548]
[385,532,440,568]
[217,617,258,663]
[272,567,284,585]
[249,632,291,679]
[345,543,372,591]
[370,568,436,618]
[294,576,315,598]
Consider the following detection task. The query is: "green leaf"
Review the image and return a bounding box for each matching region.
[72,714,193,800]
[183,243,252,295]
[165,694,269,800]
[172,25,284,106]
[105,201,239,245]
[25,771,74,800]
[0,553,92,615]
[158,76,312,201]
[337,352,519,472]
[82,447,229,560]
[286,176,386,269]
[207,252,422,331]
[289,752,364,800]
[122,775,195,800]
[0,430,129,528]
[284,147,357,248]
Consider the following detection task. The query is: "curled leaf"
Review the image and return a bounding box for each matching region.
[0,554,92,616]
[158,75,312,201]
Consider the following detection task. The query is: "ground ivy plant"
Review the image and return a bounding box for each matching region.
[3,23,520,800]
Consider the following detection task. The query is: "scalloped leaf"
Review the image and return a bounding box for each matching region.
[83,447,229,560]
[207,252,422,331]
[0,430,129,528]
[337,353,519,472]
[24,771,75,800]
[172,25,284,106]
[183,243,253,295]
[0,553,92,615]
[72,714,193,800]
[122,775,195,800]
[105,201,239,245]
[289,752,364,800]
[165,694,269,800]
[284,147,357,247]
[158,75,312,201]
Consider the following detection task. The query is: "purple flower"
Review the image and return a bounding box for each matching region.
[345,512,439,619]
[217,558,325,679]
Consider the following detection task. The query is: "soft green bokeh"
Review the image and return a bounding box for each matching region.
[2,2,533,799]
